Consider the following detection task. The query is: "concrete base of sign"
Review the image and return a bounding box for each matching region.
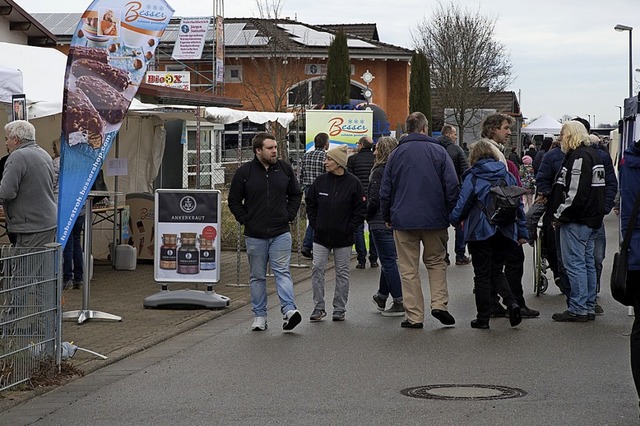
[143,288,230,309]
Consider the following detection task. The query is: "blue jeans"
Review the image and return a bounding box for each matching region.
[63,215,84,282]
[454,222,466,259]
[559,223,598,316]
[354,222,377,264]
[245,233,297,317]
[593,223,606,291]
[371,229,402,300]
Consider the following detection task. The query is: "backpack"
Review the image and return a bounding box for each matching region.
[472,176,527,226]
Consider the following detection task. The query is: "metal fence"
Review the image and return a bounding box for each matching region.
[0,243,63,392]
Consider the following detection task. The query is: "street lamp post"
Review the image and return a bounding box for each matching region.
[616,105,623,119]
[615,24,633,98]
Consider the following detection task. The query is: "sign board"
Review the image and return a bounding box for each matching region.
[11,94,26,121]
[154,189,221,283]
[305,110,373,151]
[145,71,190,90]
[171,17,210,60]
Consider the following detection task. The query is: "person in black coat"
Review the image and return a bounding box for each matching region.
[367,136,404,316]
[228,133,303,332]
[307,145,366,322]
[347,136,377,268]
[437,124,470,265]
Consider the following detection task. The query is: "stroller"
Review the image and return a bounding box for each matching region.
[526,203,549,296]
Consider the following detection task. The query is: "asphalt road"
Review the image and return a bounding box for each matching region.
[4,214,639,425]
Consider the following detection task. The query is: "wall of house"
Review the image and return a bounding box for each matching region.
[0,17,28,44]
[197,57,410,130]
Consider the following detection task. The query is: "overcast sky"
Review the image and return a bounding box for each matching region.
[15,0,640,126]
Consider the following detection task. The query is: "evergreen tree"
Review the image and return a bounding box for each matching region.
[409,51,432,135]
[324,31,351,107]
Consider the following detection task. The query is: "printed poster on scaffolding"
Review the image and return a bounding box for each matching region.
[56,0,174,246]
[154,190,221,283]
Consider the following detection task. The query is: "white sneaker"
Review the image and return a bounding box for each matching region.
[283,309,302,331]
[251,316,267,331]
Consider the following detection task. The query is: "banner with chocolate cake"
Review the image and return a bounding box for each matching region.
[57,0,174,245]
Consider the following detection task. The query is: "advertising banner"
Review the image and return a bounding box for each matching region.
[214,15,224,84]
[154,190,221,283]
[145,71,190,90]
[304,110,373,151]
[57,0,174,246]
[171,17,210,61]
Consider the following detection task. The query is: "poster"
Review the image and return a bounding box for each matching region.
[145,71,190,90]
[56,0,174,246]
[11,94,26,121]
[214,15,224,84]
[171,17,210,61]
[154,190,221,283]
[304,110,373,151]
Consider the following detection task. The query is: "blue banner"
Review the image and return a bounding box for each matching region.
[57,0,174,245]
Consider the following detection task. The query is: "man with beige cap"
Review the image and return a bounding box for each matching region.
[305,144,366,322]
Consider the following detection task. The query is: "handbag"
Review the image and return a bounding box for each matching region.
[611,193,640,306]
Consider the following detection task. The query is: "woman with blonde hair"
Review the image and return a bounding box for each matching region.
[367,137,404,316]
[548,120,606,322]
[449,140,528,329]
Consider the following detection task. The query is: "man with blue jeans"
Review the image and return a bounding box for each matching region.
[229,133,303,332]
[437,124,470,265]
[548,120,605,322]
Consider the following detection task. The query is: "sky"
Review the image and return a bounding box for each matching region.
[15,0,640,127]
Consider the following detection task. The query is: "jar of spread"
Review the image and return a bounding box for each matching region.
[199,235,216,270]
[177,232,199,274]
[159,234,177,270]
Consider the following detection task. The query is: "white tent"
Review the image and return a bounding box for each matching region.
[522,114,562,135]
[0,65,23,104]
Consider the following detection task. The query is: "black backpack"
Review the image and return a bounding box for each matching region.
[472,176,527,226]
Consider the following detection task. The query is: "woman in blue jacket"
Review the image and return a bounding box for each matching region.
[450,140,528,329]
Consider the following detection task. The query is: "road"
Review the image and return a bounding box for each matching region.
[4,214,638,425]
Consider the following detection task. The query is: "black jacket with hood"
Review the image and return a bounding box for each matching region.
[306,171,366,248]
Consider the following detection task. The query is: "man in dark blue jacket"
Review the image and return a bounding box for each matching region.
[229,133,303,332]
[380,112,460,329]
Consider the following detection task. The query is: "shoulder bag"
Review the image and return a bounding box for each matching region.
[611,193,640,306]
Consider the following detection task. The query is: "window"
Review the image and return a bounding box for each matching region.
[224,65,242,83]
[287,78,366,107]
[165,64,186,72]
[183,123,225,188]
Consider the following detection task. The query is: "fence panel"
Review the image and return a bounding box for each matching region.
[0,244,62,392]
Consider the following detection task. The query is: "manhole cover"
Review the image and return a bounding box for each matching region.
[401,384,527,401]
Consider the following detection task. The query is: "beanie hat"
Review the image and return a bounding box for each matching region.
[522,155,533,165]
[326,145,348,168]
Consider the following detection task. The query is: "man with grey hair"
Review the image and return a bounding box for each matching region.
[380,112,460,329]
[1,120,56,247]
[437,124,469,265]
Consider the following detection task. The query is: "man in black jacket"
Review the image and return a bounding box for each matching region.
[228,133,303,332]
[437,125,470,265]
[347,136,377,268]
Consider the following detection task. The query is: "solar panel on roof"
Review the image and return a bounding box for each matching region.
[277,24,375,48]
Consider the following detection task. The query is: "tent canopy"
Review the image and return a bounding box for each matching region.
[522,114,561,135]
[0,65,23,104]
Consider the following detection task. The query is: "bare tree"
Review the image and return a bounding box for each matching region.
[412,2,512,145]
[238,0,312,161]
